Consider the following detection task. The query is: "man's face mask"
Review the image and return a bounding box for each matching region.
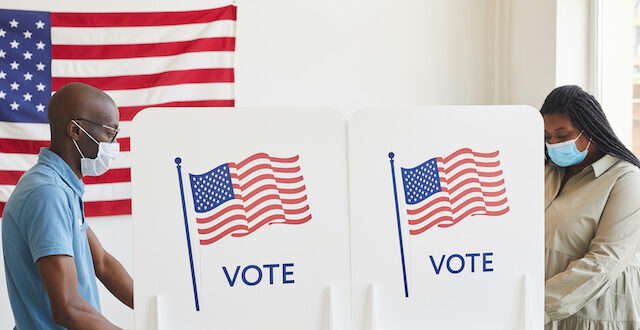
[71,119,120,177]
[545,131,591,167]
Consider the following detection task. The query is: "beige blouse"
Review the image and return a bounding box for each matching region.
[545,154,640,330]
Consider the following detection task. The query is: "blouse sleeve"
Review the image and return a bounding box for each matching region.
[544,171,640,323]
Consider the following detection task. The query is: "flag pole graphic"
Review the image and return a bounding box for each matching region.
[388,152,409,298]
[175,157,200,311]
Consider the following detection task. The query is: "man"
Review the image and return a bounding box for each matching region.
[2,82,133,329]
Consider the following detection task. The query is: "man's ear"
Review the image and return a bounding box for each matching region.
[67,120,81,141]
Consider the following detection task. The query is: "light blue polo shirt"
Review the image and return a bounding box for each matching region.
[2,148,101,329]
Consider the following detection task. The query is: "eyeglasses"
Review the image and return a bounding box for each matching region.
[73,118,120,143]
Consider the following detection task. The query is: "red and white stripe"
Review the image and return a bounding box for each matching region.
[406,148,509,235]
[194,153,311,245]
[0,6,236,217]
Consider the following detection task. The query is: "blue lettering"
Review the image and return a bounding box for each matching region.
[483,252,494,272]
[446,254,465,274]
[222,266,241,287]
[263,264,279,285]
[429,255,446,274]
[465,253,480,272]
[241,265,262,286]
[282,263,294,284]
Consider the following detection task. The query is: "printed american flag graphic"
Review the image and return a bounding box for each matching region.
[401,148,509,235]
[0,6,236,217]
[188,153,312,245]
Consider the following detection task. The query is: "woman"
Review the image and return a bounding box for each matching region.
[543,85,640,329]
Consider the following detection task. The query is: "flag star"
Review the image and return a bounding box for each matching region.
[23,30,32,39]
[36,62,45,71]
[10,81,19,90]
[35,20,45,29]
[0,29,5,37]
[36,41,45,50]
[10,102,19,110]
[10,40,19,48]
[0,91,5,99]
[23,93,32,101]
[23,72,33,81]
[9,19,18,28]
[23,51,32,60]
[0,71,5,79]
[36,103,45,112]
[36,82,45,91]
[0,49,5,58]
[10,61,19,70]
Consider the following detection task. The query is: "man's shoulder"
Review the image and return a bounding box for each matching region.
[16,163,67,193]
[4,164,71,217]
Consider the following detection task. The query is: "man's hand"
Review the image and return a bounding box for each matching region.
[87,227,134,309]
[36,255,121,329]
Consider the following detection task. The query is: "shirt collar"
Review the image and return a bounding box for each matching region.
[591,154,619,177]
[37,148,84,197]
[547,154,618,178]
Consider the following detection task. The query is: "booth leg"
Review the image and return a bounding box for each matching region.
[153,294,162,330]
[326,285,335,330]
[368,283,378,330]
[522,274,536,330]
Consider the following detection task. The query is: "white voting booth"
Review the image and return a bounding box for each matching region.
[349,107,544,330]
[131,106,544,330]
[131,108,351,329]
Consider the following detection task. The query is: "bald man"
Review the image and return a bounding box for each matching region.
[2,83,132,329]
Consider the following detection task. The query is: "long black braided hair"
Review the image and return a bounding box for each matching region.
[540,85,640,168]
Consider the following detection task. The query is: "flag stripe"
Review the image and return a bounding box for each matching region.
[0,138,49,154]
[101,83,234,107]
[51,6,236,27]
[52,52,233,77]
[52,37,235,59]
[0,171,24,185]
[84,199,131,217]
[409,216,454,235]
[199,225,246,245]
[52,68,234,91]
[82,168,131,184]
[118,100,234,121]
[0,168,131,185]
[51,21,235,45]
[230,214,285,237]
[0,137,130,155]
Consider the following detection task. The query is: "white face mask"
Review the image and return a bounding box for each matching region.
[72,120,120,177]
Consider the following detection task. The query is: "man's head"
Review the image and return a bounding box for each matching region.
[47,82,119,178]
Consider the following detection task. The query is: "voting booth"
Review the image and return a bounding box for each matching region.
[131,108,351,329]
[131,106,544,330]
[349,107,544,330]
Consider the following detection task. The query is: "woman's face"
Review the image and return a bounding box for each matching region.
[543,113,591,152]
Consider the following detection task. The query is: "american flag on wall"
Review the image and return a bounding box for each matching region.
[401,148,509,235]
[0,6,236,217]
[188,153,312,245]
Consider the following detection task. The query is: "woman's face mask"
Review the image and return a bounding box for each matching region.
[71,120,120,177]
[545,131,591,167]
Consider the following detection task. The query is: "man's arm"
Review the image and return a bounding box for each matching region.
[87,227,134,309]
[36,255,120,329]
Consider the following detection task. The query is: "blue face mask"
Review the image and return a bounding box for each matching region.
[545,132,591,167]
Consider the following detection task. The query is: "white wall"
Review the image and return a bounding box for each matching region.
[555,0,591,90]
[0,0,503,329]
[504,0,557,109]
[234,0,498,115]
